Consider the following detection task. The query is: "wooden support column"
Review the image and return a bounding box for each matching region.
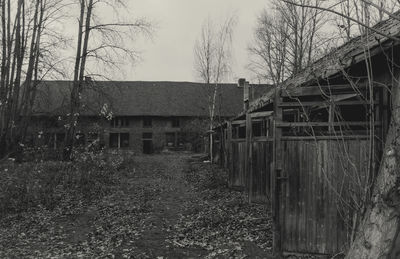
[272,87,283,254]
[227,122,233,187]
[245,112,252,203]
[382,87,389,145]
[329,101,335,133]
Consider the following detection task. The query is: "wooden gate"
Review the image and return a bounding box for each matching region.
[278,138,373,255]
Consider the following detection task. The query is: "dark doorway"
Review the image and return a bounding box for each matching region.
[143,140,154,154]
[109,133,119,148]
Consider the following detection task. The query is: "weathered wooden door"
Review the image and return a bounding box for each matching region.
[278,139,372,256]
[249,140,272,203]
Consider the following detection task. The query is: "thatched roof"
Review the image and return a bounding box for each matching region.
[33,80,271,117]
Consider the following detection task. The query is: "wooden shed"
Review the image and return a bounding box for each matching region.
[213,13,400,257]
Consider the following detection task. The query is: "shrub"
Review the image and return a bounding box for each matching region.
[0,150,133,216]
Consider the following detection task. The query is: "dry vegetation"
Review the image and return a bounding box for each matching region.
[0,153,273,258]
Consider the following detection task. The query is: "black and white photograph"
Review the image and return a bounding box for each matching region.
[0,0,400,258]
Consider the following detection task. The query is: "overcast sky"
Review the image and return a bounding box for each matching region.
[123,0,268,83]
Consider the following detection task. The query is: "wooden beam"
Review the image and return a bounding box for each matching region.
[252,136,274,142]
[231,138,245,143]
[281,83,383,97]
[231,120,246,125]
[250,111,274,118]
[276,121,382,127]
[278,100,376,107]
[280,135,372,140]
[282,85,328,97]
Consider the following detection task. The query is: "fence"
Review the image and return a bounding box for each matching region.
[214,127,378,256]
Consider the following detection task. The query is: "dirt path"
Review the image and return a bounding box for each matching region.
[126,153,206,258]
[0,153,272,258]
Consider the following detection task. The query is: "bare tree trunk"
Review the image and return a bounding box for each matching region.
[64,0,91,160]
[345,74,400,258]
[0,0,6,158]
[0,0,23,158]
[18,0,42,147]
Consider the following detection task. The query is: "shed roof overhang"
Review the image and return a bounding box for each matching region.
[246,12,400,114]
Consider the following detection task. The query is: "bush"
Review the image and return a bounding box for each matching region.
[0,150,134,216]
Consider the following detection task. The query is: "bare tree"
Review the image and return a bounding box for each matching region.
[335,0,400,41]
[63,0,152,159]
[0,0,67,160]
[194,15,236,162]
[248,0,328,84]
[248,10,288,85]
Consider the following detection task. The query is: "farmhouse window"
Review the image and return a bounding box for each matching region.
[143,117,152,128]
[110,117,130,127]
[109,133,129,148]
[43,132,65,149]
[172,118,180,128]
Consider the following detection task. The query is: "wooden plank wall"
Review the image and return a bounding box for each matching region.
[230,140,246,189]
[215,126,273,202]
[279,138,372,255]
[214,128,375,256]
[249,140,273,203]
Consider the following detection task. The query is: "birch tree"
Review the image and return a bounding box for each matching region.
[194,15,236,162]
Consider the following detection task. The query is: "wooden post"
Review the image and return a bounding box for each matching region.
[245,112,252,203]
[227,122,233,187]
[272,87,283,254]
[382,87,389,145]
[329,101,335,133]
[223,127,227,169]
[118,133,121,149]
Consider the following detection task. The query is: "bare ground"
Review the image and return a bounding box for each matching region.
[0,153,273,258]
